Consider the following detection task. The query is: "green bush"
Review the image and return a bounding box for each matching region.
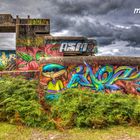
[50,89,139,129]
[1,77,140,130]
[133,99,140,124]
[0,76,55,129]
[0,64,6,71]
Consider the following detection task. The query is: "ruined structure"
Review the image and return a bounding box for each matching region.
[0,14,50,34]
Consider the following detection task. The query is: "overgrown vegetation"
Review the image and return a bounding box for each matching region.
[1,76,140,130]
[0,64,6,71]
[0,76,54,129]
[50,89,140,129]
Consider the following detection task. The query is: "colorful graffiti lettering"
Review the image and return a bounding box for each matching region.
[67,62,140,92]
[59,41,97,54]
[59,42,88,52]
[40,62,140,94]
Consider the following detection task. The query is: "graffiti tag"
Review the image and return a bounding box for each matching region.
[59,43,88,52]
[67,62,140,92]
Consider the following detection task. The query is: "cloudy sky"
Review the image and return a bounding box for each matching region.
[0,0,140,56]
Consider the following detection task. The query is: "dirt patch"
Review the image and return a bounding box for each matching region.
[29,130,71,140]
[105,134,139,140]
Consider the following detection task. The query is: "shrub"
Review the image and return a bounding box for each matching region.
[0,76,55,129]
[1,77,140,130]
[50,89,139,129]
[0,64,6,71]
[133,99,140,124]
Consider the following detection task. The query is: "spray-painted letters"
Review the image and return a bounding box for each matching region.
[40,61,140,94]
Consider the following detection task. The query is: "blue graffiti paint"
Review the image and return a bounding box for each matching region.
[42,63,67,72]
[45,94,60,100]
[67,62,140,91]
[67,65,93,88]
[136,81,140,92]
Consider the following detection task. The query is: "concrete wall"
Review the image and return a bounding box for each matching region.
[0,70,39,80]
[39,56,140,97]
[16,38,97,70]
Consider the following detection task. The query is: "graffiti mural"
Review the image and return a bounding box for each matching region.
[40,61,140,96]
[0,50,16,71]
[16,39,97,70]
[16,45,63,70]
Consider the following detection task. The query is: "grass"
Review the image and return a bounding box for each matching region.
[1,123,140,140]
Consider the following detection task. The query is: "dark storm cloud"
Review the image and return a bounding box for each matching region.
[39,0,140,47]
[71,20,140,46]
[50,0,126,16]
[119,26,140,46]
[0,0,140,54]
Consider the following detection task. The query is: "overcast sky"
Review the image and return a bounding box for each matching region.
[0,0,140,56]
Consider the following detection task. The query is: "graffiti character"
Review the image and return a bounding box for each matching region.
[42,63,67,93]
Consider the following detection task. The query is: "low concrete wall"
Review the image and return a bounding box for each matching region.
[0,70,40,80]
[40,56,140,66]
[39,56,140,95]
